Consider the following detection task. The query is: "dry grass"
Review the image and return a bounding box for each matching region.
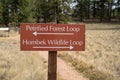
[0,35,47,80]
[0,31,64,80]
[58,23,120,80]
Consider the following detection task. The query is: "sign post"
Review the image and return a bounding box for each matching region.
[48,51,57,80]
[20,23,85,80]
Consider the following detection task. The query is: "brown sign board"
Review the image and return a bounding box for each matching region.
[20,23,85,51]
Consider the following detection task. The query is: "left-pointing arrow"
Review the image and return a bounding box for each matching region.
[33,31,74,36]
[33,31,37,36]
[33,46,74,50]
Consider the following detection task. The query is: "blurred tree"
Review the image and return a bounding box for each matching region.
[0,0,119,23]
[51,0,72,23]
[92,0,99,19]
[117,0,120,14]
[9,0,29,24]
[74,0,85,21]
[73,0,120,22]
[117,0,120,21]
[107,0,114,21]
[33,0,72,23]
[0,1,2,23]
[0,0,10,26]
[0,0,29,26]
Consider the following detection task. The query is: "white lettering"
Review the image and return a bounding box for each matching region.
[67,26,80,33]
[26,25,48,31]
[22,39,46,45]
[48,40,68,45]
[70,40,83,46]
[49,26,66,32]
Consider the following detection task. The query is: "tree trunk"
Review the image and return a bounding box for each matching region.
[36,16,40,23]
[87,1,90,19]
[117,0,120,14]
[80,2,83,22]
[93,1,96,18]
[43,16,47,23]
[108,2,112,22]
[100,0,104,22]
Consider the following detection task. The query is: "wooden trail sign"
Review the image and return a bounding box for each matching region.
[20,23,85,80]
[20,23,85,51]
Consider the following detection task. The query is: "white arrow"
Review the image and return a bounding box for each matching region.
[33,46,74,50]
[33,31,74,36]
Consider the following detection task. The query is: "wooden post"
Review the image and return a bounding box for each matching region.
[48,51,57,80]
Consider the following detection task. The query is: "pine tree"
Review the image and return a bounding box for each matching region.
[0,0,29,26]
[33,0,72,23]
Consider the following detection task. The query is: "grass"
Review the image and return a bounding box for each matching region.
[0,31,65,80]
[0,35,47,80]
[58,23,120,80]
[58,53,113,80]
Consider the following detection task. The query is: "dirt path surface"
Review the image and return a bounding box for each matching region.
[39,51,89,80]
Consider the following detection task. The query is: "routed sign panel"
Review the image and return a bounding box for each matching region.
[20,23,85,51]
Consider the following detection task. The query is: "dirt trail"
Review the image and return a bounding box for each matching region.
[39,51,89,80]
